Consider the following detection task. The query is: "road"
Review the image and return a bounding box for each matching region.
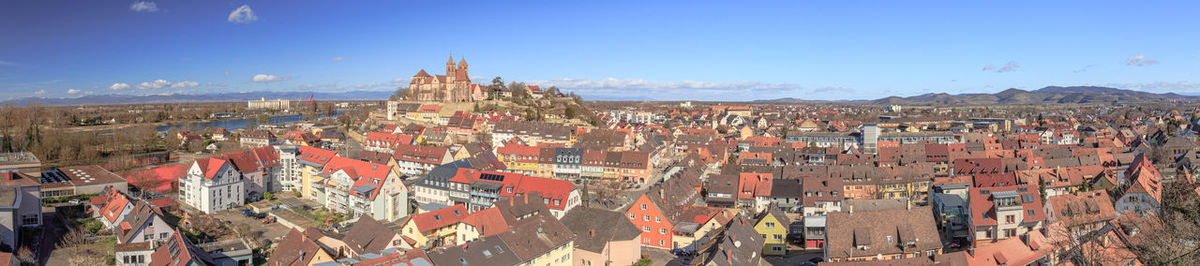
[37,211,67,266]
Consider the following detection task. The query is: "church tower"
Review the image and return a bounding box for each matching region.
[446,55,456,79]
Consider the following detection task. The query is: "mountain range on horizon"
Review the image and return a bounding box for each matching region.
[3,86,1194,106]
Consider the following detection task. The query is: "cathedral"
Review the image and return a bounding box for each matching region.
[406,55,480,102]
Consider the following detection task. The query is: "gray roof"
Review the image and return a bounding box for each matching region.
[427,235,520,266]
[559,207,641,253]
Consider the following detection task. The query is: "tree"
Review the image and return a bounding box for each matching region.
[263,192,275,201]
[393,86,410,99]
[564,105,578,119]
[490,76,505,100]
[256,114,272,125]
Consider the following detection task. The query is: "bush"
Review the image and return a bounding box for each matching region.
[633,259,652,266]
[263,192,275,201]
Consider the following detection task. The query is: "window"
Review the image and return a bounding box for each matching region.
[655,217,661,223]
[660,228,666,234]
[774,234,783,240]
[766,222,775,228]
[643,226,650,232]
[641,204,648,210]
[644,215,650,221]
[629,213,636,219]
[1005,215,1015,224]
[160,232,168,239]
[21,214,37,225]
[1005,229,1017,238]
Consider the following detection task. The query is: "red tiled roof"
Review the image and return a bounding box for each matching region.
[321,157,393,200]
[409,204,469,233]
[299,146,337,166]
[193,157,229,179]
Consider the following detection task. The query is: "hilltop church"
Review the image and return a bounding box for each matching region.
[403,55,484,103]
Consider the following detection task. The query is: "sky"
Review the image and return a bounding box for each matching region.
[1,1,1199,101]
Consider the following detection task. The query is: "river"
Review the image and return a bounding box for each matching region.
[156,112,341,133]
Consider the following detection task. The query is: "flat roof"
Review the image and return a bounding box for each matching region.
[0,152,40,166]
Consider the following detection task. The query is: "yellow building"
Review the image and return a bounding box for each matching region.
[399,204,469,249]
[755,210,791,256]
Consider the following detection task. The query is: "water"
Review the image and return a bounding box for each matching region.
[156,112,339,133]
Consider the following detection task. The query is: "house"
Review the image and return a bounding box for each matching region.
[215,146,281,200]
[494,211,575,266]
[341,216,407,257]
[317,157,408,222]
[240,129,275,148]
[264,228,334,266]
[282,130,321,146]
[738,172,773,212]
[148,229,214,266]
[824,206,943,262]
[443,169,580,218]
[1044,190,1117,240]
[560,207,642,266]
[399,204,470,249]
[1112,153,1162,215]
[210,128,232,142]
[772,177,801,213]
[426,235,521,266]
[624,167,704,249]
[91,186,134,230]
[700,215,764,266]
[392,143,452,176]
[115,200,173,245]
[960,231,1054,265]
[968,184,1046,248]
[362,132,414,153]
[178,157,245,214]
[115,242,155,266]
[755,208,791,256]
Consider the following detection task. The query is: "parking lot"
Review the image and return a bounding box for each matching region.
[211,208,293,247]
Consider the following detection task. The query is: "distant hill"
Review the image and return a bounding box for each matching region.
[2,90,393,106]
[760,86,1194,105]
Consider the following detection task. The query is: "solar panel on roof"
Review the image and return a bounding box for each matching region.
[480,173,505,181]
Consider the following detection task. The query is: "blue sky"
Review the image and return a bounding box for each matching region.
[2,1,1198,101]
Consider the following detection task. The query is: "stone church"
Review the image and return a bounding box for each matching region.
[406,56,478,102]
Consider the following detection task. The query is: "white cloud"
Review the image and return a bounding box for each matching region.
[68,89,83,94]
[171,81,200,88]
[228,5,258,24]
[109,83,132,90]
[0,60,16,66]
[137,79,171,89]
[1127,55,1159,66]
[252,74,287,83]
[981,65,995,71]
[33,90,46,95]
[996,62,1020,73]
[332,57,347,61]
[130,1,159,12]
[224,71,231,76]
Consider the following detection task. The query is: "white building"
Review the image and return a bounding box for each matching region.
[316,157,409,222]
[248,97,290,110]
[275,145,303,192]
[179,157,245,214]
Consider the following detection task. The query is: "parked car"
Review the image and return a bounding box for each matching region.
[671,249,692,257]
